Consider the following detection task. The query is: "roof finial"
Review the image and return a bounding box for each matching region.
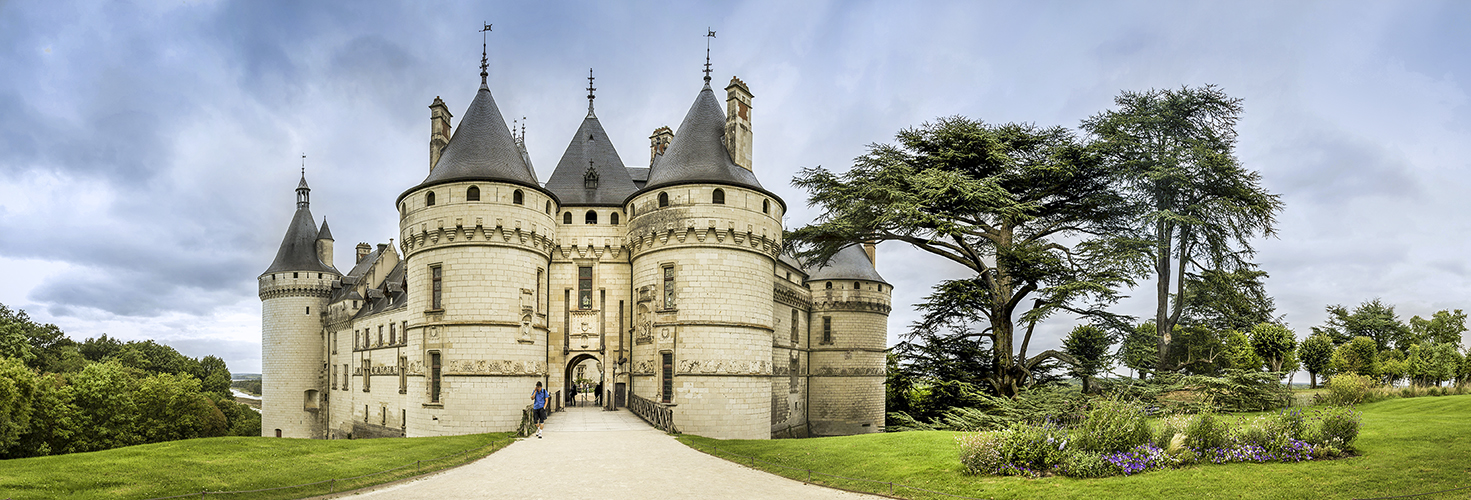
[480,23,492,87]
[704,28,716,85]
[586,68,597,115]
[521,117,526,142]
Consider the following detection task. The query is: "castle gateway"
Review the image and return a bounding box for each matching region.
[259,58,890,440]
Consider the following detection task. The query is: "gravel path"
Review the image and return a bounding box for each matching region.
[338,406,879,499]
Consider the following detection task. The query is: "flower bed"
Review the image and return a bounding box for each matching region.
[958,403,1360,479]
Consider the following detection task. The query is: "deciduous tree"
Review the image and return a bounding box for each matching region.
[1248,323,1297,373]
[1063,325,1112,392]
[1312,299,1410,351]
[1300,333,1334,389]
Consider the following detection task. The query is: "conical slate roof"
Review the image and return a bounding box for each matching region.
[401,83,543,201]
[317,218,334,241]
[805,244,886,284]
[263,207,335,275]
[545,112,638,205]
[643,83,763,192]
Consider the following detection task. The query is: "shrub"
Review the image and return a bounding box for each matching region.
[1266,408,1306,442]
[1320,374,1374,406]
[1153,414,1190,448]
[1184,412,1230,450]
[957,422,1072,477]
[1311,407,1362,451]
[1075,399,1152,453]
[1056,449,1117,478]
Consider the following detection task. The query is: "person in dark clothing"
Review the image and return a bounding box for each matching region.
[595,381,603,406]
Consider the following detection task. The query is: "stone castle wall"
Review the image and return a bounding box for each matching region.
[259,272,333,438]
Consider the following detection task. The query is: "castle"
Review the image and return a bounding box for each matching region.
[258,53,890,440]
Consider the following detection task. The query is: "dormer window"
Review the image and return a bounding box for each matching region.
[583,164,599,190]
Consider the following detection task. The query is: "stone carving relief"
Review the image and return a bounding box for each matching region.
[635,304,653,345]
[676,359,769,375]
[441,359,546,376]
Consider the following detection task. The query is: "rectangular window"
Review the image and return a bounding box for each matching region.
[822,316,832,344]
[431,265,443,310]
[661,352,674,404]
[399,356,407,394]
[353,330,359,350]
[389,323,396,345]
[791,309,799,344]
[537,268,544,314]
[578,266,593,309]
[377,326,384,346]
[662,266,675,309]
[343,364,349,391]
[429,352,442,403]
[332,332,337,354]
[362,359,371,392]
[331,364,338,389]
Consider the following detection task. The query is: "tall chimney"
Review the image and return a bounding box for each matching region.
[429,96,453,171]
[724,77,753,171]
[862,241,876,266]
[649,126,673,165]
[356,243,372,264]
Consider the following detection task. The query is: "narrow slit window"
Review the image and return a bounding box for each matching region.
[661,352,674,404]
[662,266,675,309]
[822,316,833,344]
[430,352,442,403]
[431,266,443,310]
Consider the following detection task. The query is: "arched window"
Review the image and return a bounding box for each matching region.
[585,210,598,224]
[658,192,669,207]
[545,201,552,214]
[762,199,770,214]
[563,212,572,224]
[426,191,436,206]
[855,282,862,290]
[611,212,620,225]
[629,204,636,217]
[825,282,833,289]
[712,188,725,204]
[466,186,480,201]
[513,189,524,205]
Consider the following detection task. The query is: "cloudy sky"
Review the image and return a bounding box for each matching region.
[2,1,1469,375]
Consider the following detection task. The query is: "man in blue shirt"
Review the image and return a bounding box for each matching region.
[531,381,549,438]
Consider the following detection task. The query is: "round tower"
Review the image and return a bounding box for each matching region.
[806,244,891,436]
[395,69,558,436]
[625,78,784,440]
[259,173,339,438]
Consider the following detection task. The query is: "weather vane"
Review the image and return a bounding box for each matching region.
[704,28,716,83]
[480,23,492,85]
[300,153,306,176]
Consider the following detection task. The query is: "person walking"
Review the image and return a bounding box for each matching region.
[531,381,549,438]
[595,381,603,407]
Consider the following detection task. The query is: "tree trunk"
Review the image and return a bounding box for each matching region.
[1154,220,1174,372]
[1310,372,1317,389]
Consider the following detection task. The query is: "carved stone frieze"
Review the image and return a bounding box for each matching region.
[676,359,770,375]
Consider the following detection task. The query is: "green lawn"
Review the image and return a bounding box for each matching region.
[679,396,1471,499]
[0,432,516,500]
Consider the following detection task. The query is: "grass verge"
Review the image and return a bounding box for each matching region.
[679,395,1471,499]
[0,432,517,500]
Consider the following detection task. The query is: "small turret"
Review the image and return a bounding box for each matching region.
[317,218,335,268]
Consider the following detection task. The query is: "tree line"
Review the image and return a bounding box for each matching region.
[0,303,260,458]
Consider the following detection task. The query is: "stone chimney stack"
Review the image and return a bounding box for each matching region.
[356,243,372,264]
[862,241,877,266]
[649,126,673,165]
[724,77,753,172]
[429,96,453,171]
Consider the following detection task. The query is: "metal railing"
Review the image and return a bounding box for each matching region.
[628,393,676,433]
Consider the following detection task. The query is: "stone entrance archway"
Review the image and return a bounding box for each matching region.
[563,353,603,408]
